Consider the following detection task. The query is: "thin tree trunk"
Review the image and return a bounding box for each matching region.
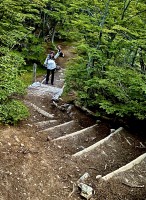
[131,48,138,67]
[51,22,58,45]
[121,0,132,20]
[42,12,46,37]
[97,0,110,49]
[139,48,145,72]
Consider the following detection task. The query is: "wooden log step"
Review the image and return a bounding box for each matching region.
[72,127,145,177]
[34,120,59,130]
[101,153,146,181]
[53,124,109,154]
[38,120,84,140]
[24,101,54,119]
[96,153,146,200]
[72,127,123,157]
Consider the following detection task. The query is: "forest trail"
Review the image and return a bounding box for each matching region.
[0,43,146,200]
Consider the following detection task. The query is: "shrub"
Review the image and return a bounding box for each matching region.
[0,100,29,124]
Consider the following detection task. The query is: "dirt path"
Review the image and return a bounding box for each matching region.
[0,43,146,200]
[0,43,96,200]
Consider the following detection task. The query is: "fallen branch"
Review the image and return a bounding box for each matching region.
[122,182,144,188]
[52,101,66,111]
[136,142,146,149]
[104,164,107,170]
[74,101,113,121]
[89,167,98,171]
[124,137,132,146]
[74,101,96,117]
[68,183,76,198]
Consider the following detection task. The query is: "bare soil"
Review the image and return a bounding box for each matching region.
[0,43,146,200]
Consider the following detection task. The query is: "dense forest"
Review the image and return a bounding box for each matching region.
[0,0,146,125]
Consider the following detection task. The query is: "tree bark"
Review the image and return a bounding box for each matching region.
[139,47,145,72]
[131,48,138,67]
[121,0,132,20]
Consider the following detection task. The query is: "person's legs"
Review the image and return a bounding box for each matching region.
[51,69,55,85]
[46,69,50,84]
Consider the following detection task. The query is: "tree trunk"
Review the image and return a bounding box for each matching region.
[139,48,145,72]
[131,48,138,67]
[97,0,110,49]
[121,0,132,20]
[51,22,58,45]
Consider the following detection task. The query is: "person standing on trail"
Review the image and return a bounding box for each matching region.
[54,45,64,59]
[44,51,56,85]
[44,51,55,61]
[57,45,64,57]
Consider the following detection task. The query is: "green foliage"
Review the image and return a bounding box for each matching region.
[0,0,47,124]
[97,66,146,119]
[65,0,146,121]
[0,53,29,124]
[0,100,29,124]
[22,35,46,64]
[20,65,46,86]
[0,53,26,96]
[65,61,146,120]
